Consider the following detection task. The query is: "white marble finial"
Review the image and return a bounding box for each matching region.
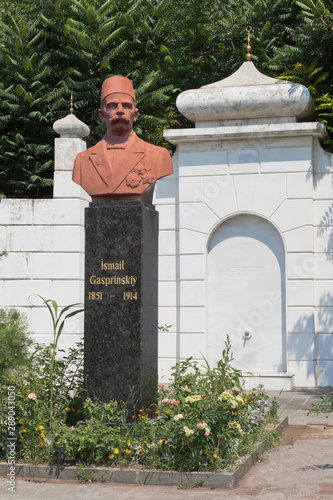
[176,62,314,126]
[53,113,90,138]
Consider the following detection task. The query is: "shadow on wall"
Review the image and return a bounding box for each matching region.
[288,312,314,384]
[317,202,333,261]
[317,293,333,332]
[288,293,333,386]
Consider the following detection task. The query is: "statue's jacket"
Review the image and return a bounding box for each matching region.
[72,132,173,198]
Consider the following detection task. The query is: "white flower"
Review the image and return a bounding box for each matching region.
[185,395,202,404]
[174,414,183,421]
[183,426,194,437]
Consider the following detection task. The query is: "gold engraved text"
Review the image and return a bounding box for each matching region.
[101,259,124,271]
[88,292,103,300]
[90,275,137,287]
[123,291,138,301]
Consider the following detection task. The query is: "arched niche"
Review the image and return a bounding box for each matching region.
[207,214,286,373]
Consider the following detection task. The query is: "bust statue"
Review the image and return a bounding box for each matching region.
[72,76,173,203]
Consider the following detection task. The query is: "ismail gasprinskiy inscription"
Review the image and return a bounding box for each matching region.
[88,258,138,301]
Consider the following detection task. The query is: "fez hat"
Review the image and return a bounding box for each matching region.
[101,76,136,104]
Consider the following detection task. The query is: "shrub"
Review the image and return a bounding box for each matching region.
[0,308,33,377]
[308,393,333,416]
[0,341,84,461]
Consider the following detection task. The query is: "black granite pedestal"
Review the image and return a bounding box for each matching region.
[84,201,158,408]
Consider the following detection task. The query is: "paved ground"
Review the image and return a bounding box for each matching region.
[1,388,333,499]
[268,387,333,426]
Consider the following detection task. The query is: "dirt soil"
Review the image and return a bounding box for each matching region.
[280,424,333,445]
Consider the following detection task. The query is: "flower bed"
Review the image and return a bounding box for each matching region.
[1,335,279,472]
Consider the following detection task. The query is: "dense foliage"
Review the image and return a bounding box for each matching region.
[1,0,333,198]
[0,308,33,375]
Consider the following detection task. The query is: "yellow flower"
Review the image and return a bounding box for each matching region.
[39,425,44,430]
[127,440,131,445]
[213,454,218,459]
[115,448,119,454]
[165,410,170,414]
[65,407,70,411]
[56,441,60,445]
[22,429,27,433]
[159,439,164,444]
[109,454,114,459]
[125,449,131,454]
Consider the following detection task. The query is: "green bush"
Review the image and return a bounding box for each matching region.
[0,308,33,376]
[147,337,278,471]
[0,297,84,460]
[0,341,84,460]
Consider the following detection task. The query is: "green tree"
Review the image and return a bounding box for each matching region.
[0,0,33,21]
[0,15,56,198]
[56,0,176,146]
[0,0,178,198]
[1,0,333,198]
[270,0,333,149]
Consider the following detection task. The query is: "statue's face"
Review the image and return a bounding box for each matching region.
[99,93,138,136]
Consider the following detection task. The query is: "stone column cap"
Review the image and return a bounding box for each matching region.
[53,113,90,138]
[176,62,314,125]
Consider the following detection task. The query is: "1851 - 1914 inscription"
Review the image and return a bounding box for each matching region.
[84,201,158,408]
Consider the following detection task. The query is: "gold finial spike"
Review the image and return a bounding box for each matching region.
[246,26,252,61]
[70,92,74,114]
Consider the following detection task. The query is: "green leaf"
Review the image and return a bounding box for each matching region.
[141,20,151,35]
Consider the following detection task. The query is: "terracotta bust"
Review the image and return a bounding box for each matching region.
[72,76,173,203]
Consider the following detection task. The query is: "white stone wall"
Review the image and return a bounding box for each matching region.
[1,115,332,389]
[0,136,90,351]
[156,126,333,388]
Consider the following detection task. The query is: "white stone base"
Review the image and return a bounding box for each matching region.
[241,373,295,391]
